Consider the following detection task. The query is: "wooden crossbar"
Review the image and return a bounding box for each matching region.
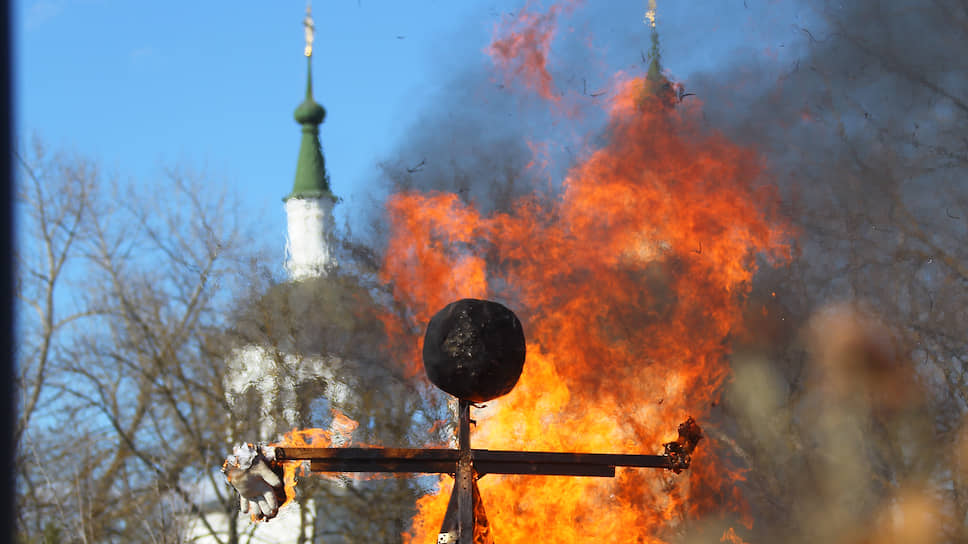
[276,446,672,477]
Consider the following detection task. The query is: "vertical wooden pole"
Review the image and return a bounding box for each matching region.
[457,400,474,544]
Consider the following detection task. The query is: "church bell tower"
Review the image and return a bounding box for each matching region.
[285,3,337,280]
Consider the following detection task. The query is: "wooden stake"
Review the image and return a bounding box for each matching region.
[457,400,474,544]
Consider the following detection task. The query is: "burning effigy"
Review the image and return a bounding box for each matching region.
[223,299,702,543]
[225,1,792,541]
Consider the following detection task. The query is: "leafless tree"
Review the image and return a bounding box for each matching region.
[15,140,452,544]
[14,141,276,544]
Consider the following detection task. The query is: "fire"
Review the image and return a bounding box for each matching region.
[383,3,792,541]
[721,527,750,544]
[271,410,360,506]
[486,0,583,102]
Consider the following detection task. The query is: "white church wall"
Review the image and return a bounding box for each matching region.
[185,496,314,544]
[285,197,335,280]
[189,343,356,544]
[225,345,351,439]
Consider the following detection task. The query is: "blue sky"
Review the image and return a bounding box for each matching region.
[14,0,809,264]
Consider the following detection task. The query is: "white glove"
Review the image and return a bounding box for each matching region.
[222,443,285,521]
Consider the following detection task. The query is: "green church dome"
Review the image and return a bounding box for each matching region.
[294,97,326,125]
[286,54,336,202]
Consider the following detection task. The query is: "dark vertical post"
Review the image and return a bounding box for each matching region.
[0,2,14,542]
[457,400,474,544]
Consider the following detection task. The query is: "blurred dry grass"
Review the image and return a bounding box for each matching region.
[718,303,961,544]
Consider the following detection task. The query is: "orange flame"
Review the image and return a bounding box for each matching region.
[383,56,791,543]
[486,1,583,102]
[270,409,360,506]
[721,527,750,544]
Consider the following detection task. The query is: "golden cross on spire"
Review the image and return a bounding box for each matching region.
[303,1,315,57]
[644,0,657,28]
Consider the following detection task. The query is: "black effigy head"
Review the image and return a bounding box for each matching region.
[422,299,526,402]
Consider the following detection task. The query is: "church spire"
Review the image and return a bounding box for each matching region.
[287,1,334,202]
[638,0,678,109]
[644,0,662,82]
[285,1,337,280]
